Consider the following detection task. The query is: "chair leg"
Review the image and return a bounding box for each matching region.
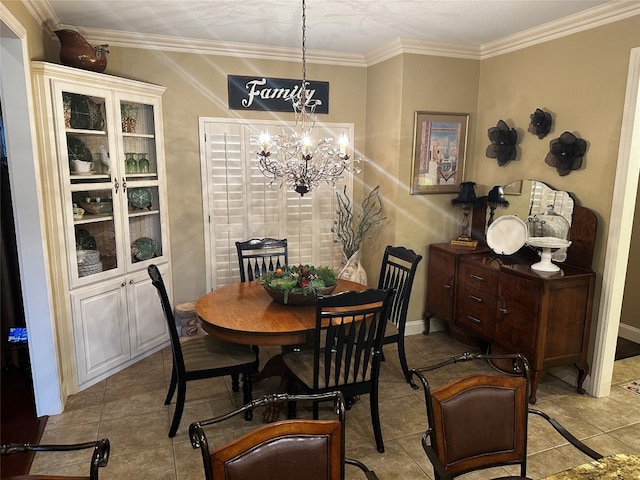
[369,389,384,453]
[168,381,186,438]
[251,345,260,372]
[231,373,240,392]
[242,373,253,421]
[397,339,418,390]
[165,364,177,405]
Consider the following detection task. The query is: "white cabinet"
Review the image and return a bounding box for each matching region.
[70,265,170,385]
[32,62,171,391]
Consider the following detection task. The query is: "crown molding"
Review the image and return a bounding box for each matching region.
[481,1,640,59]
[26,0,640,68]
[365,37,480,66]
[47,23,368,68]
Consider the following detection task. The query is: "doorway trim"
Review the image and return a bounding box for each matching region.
[591,47,640,397]
[1,4,63,415]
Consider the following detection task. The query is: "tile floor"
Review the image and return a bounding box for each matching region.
[31,332,640,479]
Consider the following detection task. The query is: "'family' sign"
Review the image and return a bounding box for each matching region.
[228,75,329,114]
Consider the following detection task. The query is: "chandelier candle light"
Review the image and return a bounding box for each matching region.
[256,0,360,196]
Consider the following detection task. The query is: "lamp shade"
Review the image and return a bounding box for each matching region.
[487,185,509,207]
[451,181,478,206]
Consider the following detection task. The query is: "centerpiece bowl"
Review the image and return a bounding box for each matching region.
[259,264,337,305]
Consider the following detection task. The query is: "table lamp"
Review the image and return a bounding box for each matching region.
[487,185,510,228]
[451,181,479,247]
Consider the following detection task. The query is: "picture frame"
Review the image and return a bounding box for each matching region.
[410,112,469,194]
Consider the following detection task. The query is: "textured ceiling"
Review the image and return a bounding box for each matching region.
[42,0,614,54]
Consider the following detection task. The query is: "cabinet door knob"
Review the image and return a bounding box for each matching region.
[122,178,127,192]
[114,179,119,193]
[121,282,126,287]
[129,279,134,284]
[443,283,452,290]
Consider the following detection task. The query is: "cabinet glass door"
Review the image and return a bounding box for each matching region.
[116,95,166,268]
[58,84,125,286]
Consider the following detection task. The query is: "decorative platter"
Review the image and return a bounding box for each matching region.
[131,237,157,261]
[128,188,153,209]
[67,135,92,163]
[486,214,528,255]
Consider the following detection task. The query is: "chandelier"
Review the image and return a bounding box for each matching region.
[256,0,360,196]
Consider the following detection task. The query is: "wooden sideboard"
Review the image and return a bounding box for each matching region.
[426,203,597,403]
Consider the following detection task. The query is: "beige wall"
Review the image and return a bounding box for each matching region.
[363,53,481,324]
[471,17,640,345]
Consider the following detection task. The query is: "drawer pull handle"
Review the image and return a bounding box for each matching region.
[443,284,452,290]
[468,294,483,303]
[470,274,485,282]
[467,315,481,324]
[498,295,508,318]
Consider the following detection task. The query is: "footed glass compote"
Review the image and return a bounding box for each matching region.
[526,236,572,272]
[527,204,571,273]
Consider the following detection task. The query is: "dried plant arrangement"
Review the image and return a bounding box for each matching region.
[332,185,386,259]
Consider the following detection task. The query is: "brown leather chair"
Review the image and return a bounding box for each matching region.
[411,353,602,479]
[283,288,394,453]
[0,439,110,480]
[189,391,378,480]
[377,245,422,388]
[235,238,288,282]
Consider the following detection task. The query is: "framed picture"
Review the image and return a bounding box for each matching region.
[410,112,469,194]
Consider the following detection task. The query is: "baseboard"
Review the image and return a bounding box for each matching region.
[405,317,447,336]
[618,323,640,343]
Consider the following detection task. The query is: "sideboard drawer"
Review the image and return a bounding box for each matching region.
[458,261,497,296]
[456,284,496,338]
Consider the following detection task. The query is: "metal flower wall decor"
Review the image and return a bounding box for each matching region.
[528,108,552,139]
[486,120,517,166]
[545,131,587,176]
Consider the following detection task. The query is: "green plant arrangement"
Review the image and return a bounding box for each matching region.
[259,264,337,304]
[332,186,386,259]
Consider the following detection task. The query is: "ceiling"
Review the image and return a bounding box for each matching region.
[38,0,623,59]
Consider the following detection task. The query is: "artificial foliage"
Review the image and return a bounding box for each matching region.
[259,264,337,303]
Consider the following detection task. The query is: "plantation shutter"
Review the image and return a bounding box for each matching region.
[200,118,352,291]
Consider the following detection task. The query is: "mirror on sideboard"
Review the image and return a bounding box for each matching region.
[471,180,596,270]
[485,179,575,229]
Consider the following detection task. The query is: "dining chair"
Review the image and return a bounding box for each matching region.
[377,245,422,388]
[235,238,288,282]
[282,288,395,453]
[189,391,379,480]
[1,438,110,480]
[148,265,258,438]
[410,352,602,479]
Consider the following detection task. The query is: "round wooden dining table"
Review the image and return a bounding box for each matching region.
[195,278,367,346]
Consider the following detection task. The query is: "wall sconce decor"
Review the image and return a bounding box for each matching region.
[487,185,510,228]
[528,108,552,139]
[486,120,517,166]
[451,181,479,247]
[545,131,587,176]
